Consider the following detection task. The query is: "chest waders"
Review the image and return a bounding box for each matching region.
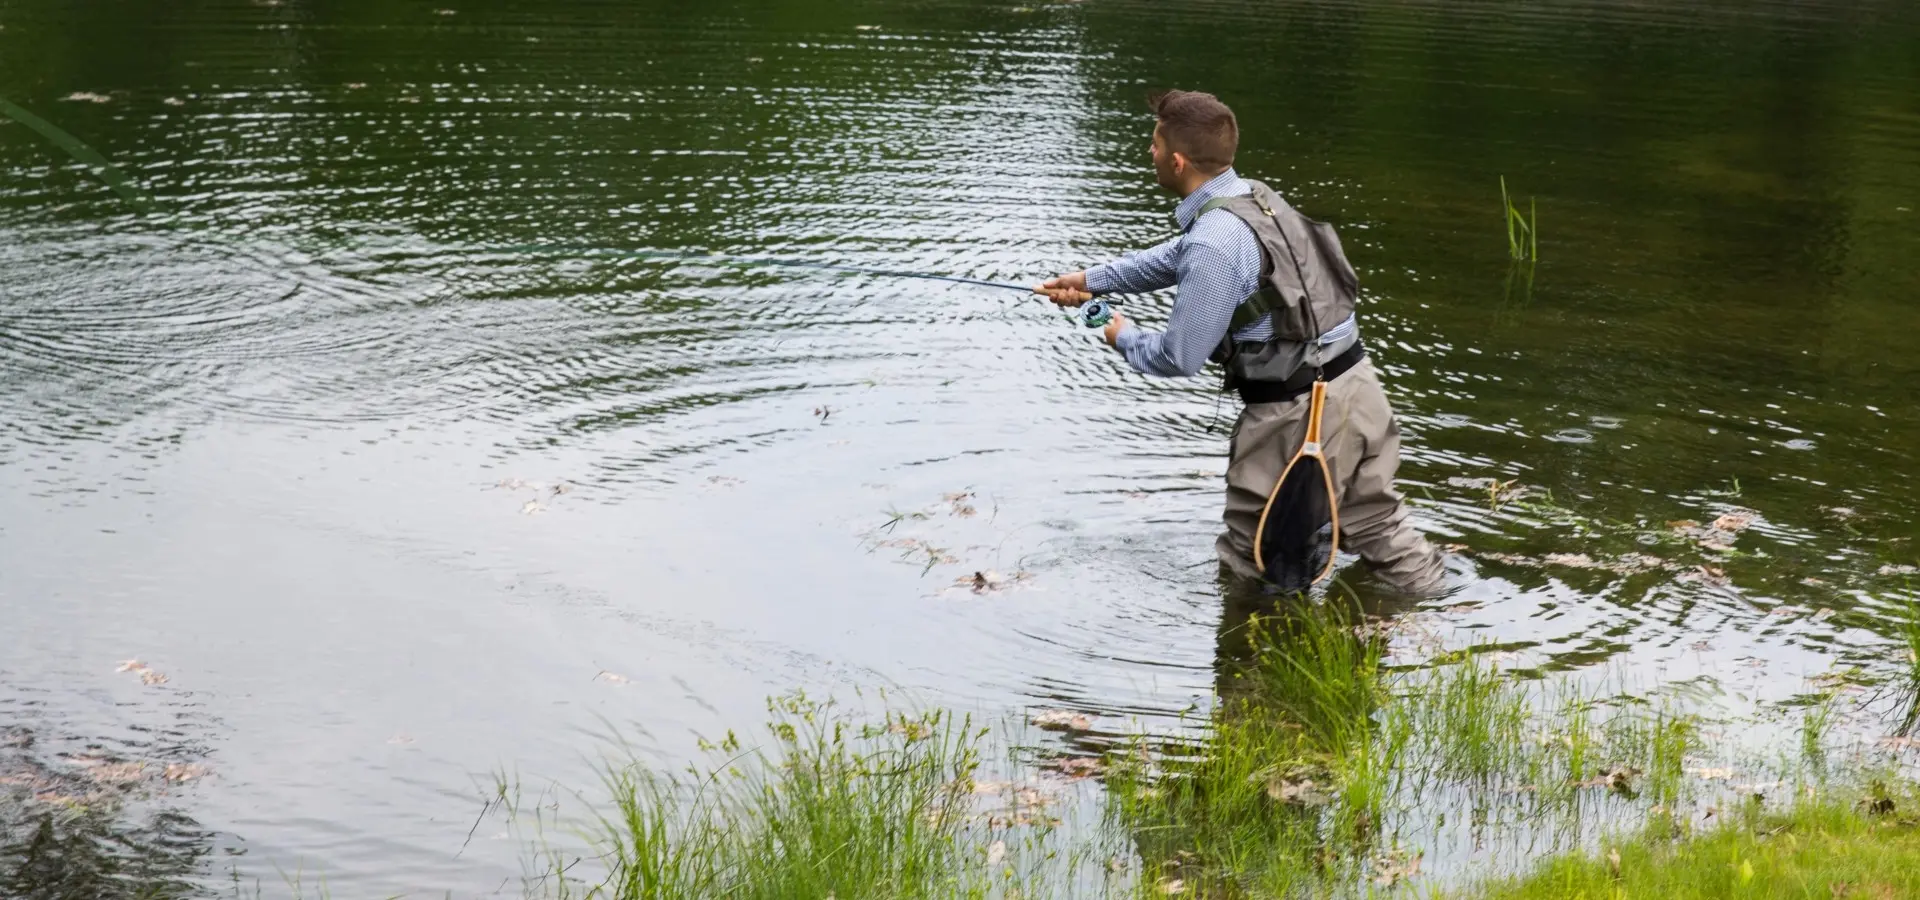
[1191,179,1363,590]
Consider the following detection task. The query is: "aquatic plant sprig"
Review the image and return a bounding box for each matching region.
[1500,176,1538,262]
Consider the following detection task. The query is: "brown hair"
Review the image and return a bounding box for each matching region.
[1149,90,1237,173]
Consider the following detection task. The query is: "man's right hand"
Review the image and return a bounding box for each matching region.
[1035,271,1094,306]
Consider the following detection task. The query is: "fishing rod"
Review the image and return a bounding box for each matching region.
[497,244,1119,328]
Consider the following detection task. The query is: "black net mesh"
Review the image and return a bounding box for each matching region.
[1260,455,1335,593]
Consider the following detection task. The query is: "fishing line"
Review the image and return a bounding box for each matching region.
[493,244,1120,328]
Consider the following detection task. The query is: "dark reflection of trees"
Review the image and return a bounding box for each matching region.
[1,807,214,900]
[1,723,219,900]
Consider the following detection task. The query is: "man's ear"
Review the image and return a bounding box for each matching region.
[1171,151,1189,176]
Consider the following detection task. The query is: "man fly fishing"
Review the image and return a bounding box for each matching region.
[1036,90,1447,596]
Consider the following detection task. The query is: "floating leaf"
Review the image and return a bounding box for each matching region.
[594,670,630,685]
[164,762,210,782]
[1054,756,1102,779]
[1712,512,1755,533]
[1371,849,1424,887]
[61,92,112,104]
[1029,709,1092,732]
[521,499,545,515]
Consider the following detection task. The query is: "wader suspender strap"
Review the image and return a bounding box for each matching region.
[1197,193,1326,379]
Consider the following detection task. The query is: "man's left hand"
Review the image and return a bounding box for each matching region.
[1103,311,1129,347]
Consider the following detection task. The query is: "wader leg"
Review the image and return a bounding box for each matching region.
[1215,358,1445,596]
[1327,360,1446,596]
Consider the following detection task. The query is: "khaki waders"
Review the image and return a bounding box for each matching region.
[1215,357,1446,596]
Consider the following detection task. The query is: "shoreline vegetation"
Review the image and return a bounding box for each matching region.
[496,594,1920,900]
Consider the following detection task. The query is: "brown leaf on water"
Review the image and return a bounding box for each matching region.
[1770,605,1806,617]
[1544,552,1599,569]
[140,670,168,686]
[1029,709,1093,732]
[1371,849,1424,887]
[1682,564,1729,587]
[1053,756,1103,779]
[82,762,147,786]
[1691,640,1712,651]
[1712,512,1755,533]
[1262,772,1330,806]
[116,659,146,673]
[942,491,973,503]
[985,839,1006,868]
[163,762,209,782]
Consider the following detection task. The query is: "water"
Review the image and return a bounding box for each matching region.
[3,0,1918,893]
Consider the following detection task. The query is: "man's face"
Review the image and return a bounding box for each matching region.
[1150,124,1180,194]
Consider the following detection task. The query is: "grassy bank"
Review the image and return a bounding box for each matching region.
[1466,791,1920,899]
[510,599,1920,899]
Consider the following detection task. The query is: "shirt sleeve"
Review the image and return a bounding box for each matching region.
[1084,236,1182,295]
[1112,243,1241,377]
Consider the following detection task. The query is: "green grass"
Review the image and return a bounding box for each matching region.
[524,692,1107,900]
[1460,788,1920,900]
[1501,176,1538,262]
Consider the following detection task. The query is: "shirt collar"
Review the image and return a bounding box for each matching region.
[1174,168,1251,232]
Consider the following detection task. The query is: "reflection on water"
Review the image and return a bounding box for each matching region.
[1,718,219,899]
[2,0,1919,892]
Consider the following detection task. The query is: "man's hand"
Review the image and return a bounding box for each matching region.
[1103,311,1129,347]
[1035,271,1093,307]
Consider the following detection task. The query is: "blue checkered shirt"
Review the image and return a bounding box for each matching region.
[1086,168,1358,378]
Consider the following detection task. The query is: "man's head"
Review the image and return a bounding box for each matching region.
[1148,90,1238,196]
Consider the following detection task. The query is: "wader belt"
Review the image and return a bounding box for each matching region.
[1235,342,1367,405]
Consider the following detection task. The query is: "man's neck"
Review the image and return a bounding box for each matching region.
[1176,168,1229,198]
